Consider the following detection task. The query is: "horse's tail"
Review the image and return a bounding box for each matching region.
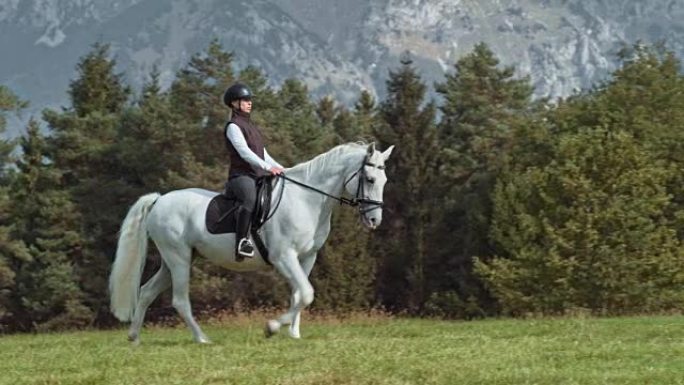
[109,192,160,322]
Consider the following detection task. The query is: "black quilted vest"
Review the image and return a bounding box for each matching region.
[225,109,267,178]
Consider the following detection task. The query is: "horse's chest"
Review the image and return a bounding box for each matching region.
[286,217,331,255]
[312,224,332,249]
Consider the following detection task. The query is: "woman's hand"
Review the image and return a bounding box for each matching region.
[269,166,285,175]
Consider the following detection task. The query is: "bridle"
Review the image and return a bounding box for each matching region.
[341,158,385,214]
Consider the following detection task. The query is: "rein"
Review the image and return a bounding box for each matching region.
[249,153,385,263]
[278,174,357,206]
[265,159,384,222]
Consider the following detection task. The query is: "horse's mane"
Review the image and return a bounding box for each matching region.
[286,142,368,180]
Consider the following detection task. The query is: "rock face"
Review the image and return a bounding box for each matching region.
[2,0,683,133]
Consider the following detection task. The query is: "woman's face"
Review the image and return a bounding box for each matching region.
[233,99,252,113]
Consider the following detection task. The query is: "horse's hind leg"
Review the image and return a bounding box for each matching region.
[158,242,211,344]
[128,261,171,343]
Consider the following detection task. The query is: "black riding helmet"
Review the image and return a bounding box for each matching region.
[223,83,252,106]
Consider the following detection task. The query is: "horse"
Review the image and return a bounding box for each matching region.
[109,142,394,343]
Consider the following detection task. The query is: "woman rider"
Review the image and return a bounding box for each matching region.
[223,83,284,260]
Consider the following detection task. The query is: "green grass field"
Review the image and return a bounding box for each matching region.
[1,314,684,385]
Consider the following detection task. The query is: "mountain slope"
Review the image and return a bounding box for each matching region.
[2,0,683,135]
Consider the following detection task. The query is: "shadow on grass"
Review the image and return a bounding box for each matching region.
[148,340,199,347]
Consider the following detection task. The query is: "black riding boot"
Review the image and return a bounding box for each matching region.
[235,207,255,261]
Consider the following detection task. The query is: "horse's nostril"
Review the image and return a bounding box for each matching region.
[370,217,376,224]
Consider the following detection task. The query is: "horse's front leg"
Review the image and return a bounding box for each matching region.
[266,250,314,338]
[289,252,317,338]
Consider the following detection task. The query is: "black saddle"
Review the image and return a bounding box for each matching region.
[205,176,276,263]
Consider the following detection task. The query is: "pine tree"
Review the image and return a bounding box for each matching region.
[478,128,684,314]
[44,43,130,185]
[0,86,30,328]
[69,43,130,117]
[0,86,27,180]
[119,67,220,193]
[42,44,133,320]
[475,43,684,316]
[554,44,684,238]
[332,107,355,143]
[430,43,534,317]
[0,187,30,329]
[353,90,377,141]
[374,55,439,311]
[276,79,333,162]
[169,39,235,170]
[316,96,336,127]
[329,90,378,144]
[10,119,92,330]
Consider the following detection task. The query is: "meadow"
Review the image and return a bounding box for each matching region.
[2,314,683,385]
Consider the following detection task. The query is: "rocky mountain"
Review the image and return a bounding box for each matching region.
[2,0,683,135]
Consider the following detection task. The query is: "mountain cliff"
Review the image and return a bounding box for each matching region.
[2,0,683,134]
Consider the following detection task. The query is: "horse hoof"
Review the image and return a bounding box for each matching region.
[265,320,280,338]
[197,338,212,345]
[128,333,139,343]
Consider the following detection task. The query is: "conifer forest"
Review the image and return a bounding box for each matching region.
[2,41,684,332]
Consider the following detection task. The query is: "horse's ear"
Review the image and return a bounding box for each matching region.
[367,142,376,156]
[382,145,395,160]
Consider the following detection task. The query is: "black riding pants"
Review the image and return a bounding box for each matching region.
[225,175,257,243]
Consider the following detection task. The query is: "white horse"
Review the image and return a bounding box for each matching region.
[109,142,394,343]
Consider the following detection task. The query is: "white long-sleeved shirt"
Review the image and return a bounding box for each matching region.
[226,123,284,172]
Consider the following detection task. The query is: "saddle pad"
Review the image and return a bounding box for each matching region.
[205,194,238,234]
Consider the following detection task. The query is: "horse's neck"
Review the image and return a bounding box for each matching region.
[303,151,359,193]
[285,149,362,210]
[270,148,363,248]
